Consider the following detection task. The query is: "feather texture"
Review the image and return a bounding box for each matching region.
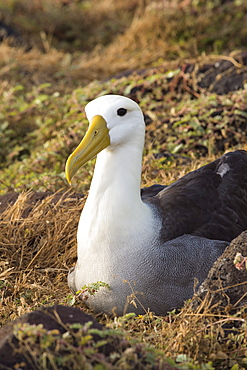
[66,95,247,316]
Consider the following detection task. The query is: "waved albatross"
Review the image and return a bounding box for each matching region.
[66,95,247,316]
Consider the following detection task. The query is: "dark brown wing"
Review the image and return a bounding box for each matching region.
[140,184,166,200]
[143,150,247,243]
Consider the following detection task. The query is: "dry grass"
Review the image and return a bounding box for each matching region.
[1,0,246,90]
[107,301,247,366]
[0,190,84,322]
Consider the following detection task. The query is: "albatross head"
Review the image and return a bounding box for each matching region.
[65,95,144,184]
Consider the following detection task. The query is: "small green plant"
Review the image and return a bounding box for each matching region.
[66,281,110,306]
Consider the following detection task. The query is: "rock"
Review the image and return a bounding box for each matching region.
[0,191,19,212]
[0,22,21,43]
[0,305,115,369]
[193,231,247,311]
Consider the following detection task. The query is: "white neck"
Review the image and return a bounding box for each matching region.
[89,143,143,212]
[77,138,157,260]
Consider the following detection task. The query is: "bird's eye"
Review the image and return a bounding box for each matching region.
[117,108,127,116]
[94,130,99,136]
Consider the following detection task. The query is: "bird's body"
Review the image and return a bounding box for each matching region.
[66,95,247,316]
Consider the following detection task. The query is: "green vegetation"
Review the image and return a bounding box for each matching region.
[0,69,246,194]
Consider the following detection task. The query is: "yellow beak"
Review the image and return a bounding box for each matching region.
[65,115,110,184]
